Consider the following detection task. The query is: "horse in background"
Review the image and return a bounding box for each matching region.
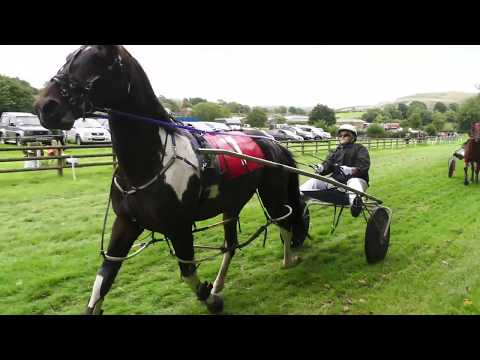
[463,122,480,185]
[34,45,309,314]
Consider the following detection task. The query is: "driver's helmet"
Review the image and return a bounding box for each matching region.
[337,124,357,141]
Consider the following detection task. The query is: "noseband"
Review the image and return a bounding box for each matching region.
[50,46,130,116]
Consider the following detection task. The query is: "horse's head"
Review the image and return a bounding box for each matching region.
[471,122,480,143]
[35,45,131,130]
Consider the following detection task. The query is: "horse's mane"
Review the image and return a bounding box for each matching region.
[119,46,171,123]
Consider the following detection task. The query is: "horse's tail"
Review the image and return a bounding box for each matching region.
[253,137,309,247]
[277,145,310,247]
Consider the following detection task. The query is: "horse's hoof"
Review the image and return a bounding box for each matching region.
[205,293,224,314]
[282,256,302,269]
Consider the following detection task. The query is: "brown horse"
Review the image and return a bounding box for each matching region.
[463,122,480,185]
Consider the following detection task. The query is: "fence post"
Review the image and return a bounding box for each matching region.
[57,145,64,177]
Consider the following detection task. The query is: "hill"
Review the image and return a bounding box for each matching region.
[389,91,477,109]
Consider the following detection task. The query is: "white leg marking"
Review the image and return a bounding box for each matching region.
[212,252,232,294]
[281,227,300,268]
[87,274,104,308]
[183,273,201,293]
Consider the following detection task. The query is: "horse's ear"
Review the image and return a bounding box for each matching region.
[94,45,120,61]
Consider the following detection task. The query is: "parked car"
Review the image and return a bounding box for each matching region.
[96,118,111,133]
[267,129,303,141]
[277,124,314,140]
[295,125,331,140]
[66,118,112,144]
[0,112,64,145]
[185,121,231,132]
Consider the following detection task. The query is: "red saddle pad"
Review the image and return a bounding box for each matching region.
[203,132,265,179]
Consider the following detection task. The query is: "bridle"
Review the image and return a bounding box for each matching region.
[50,45,130,117]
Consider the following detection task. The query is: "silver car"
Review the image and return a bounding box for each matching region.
[66,118,112,145]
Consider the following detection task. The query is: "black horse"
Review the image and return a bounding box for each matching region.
[35,45,308,314]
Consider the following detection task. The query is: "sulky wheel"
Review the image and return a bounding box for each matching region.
[448,157,456,178]
[365,206,390,264]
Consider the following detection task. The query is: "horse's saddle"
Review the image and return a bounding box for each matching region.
[191,131,266,201]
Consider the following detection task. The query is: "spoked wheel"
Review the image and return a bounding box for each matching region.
[448,157,456,178]
[365,206,390,264]
[281,198,310,249]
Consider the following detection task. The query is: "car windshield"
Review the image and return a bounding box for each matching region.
[16,116,41,126]
[75,118,102,128]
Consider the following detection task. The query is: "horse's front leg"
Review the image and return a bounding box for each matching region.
[464,162,470,185]
[475,162,479,184]
[211,211,239,295]
[173,227,224,314]
[85,217,143,315]
[471,163,475,183]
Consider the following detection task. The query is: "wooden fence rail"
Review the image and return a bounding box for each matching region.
[0,143,116,176]
[0,136,461,176]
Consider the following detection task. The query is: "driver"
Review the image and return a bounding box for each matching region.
[300,124,370,217]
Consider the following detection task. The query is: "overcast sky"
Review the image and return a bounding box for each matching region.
[1,45,479,109]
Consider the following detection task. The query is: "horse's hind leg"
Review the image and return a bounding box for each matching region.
[211,211,239,295]
[85,217,143,315]
[471,163,475,183]
[172,227,224,314]
[258,172,300,269]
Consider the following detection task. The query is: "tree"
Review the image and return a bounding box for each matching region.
[457,95,480,132]
[445,110,458,123]
[309,104,336,126]
[407,101,427,118]
[361,108,383,123]
[425,124,437,136]
[433,102,448,113]
[383,104,401,120]
[188,97,207,106]
[158,95,180,113]
[432,112,446,131]
[448,103,459,112]
[246,107,267,128]
[397,103,409,119]
[192,102,230,122]
[408,112,422,129]
[374,114,387,123]
[274,106,287,114]
[421,110,433,126]
[0,75,37,114]
[288,106,305,115]
[366,123,385,138]
[270,114,287,124]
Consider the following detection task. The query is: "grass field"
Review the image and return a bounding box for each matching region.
[1,139,480,315]
[335,111,365,119]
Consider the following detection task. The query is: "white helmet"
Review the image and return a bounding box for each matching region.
[337,124,357,139]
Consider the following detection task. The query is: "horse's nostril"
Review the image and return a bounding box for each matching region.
[42,99,60,117]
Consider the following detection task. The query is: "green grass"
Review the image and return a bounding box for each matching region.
[335,111,365,119]
[1,140,479,315]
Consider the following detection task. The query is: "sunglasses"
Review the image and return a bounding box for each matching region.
[338,134,352,138]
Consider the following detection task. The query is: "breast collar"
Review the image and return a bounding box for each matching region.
[113,131,198,197]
